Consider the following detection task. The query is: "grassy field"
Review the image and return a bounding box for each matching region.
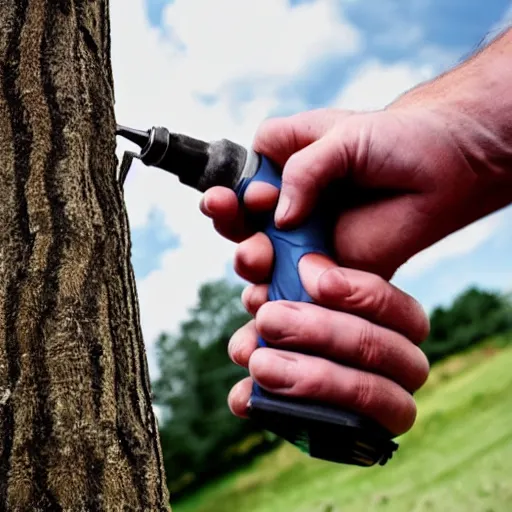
[172,339,512,512]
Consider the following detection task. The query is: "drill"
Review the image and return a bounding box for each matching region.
[116,124,398,467]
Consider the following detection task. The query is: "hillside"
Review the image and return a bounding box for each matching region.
[173,338,512,512]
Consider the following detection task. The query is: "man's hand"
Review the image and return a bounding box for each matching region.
[198,29,512,436]
[201,29,512,279]
[227,252,430,436]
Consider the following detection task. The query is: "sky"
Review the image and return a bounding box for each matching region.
[109,0,512,379]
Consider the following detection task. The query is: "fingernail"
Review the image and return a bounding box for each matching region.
[200,196,211,215]
[257,302,297,341]
[228,384,250,418]
[241,286,252,309]
[274,193,291,226]
[252,351,298,390]
[298,256,350,299]
[299,256,328,285]
[227,336,243,364]
[318,267,351,299]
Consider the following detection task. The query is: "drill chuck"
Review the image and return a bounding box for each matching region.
[116,124,251,192]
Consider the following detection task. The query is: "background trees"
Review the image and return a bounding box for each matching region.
[422,287,512,364]
[153,280,278,497]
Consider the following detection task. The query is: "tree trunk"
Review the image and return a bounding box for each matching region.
[0,1,169,510]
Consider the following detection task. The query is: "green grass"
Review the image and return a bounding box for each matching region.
[171,340,512,512]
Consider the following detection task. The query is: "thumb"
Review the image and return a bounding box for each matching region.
[274,117,361,228]
[252,108,342,167]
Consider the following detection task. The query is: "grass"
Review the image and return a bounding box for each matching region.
[171,338,512,512]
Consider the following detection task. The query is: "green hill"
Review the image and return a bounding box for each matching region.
[172,337,512,512]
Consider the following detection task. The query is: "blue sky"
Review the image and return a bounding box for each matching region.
[112,0,512,377]
[143,0,509,114]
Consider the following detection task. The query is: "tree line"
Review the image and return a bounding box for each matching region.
[152,280,512,499]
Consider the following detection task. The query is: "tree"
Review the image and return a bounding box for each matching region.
[0,1,168,509]
[422,287,512,363]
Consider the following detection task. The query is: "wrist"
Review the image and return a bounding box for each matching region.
[390,28,512,187]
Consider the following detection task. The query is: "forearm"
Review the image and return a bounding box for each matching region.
[390,28,512,184]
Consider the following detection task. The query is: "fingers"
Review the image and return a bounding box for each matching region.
[200,181,280,243]
[228,250,429,436]
[243,181,280,212]
[201,109,353,238]
[254,301,429,392]
[298,254,430,344]
[200,186,238,221]
[239,252,429,344]
[228,377,253,418]
[200,187,248,243]
[252,110,357,228]
[234,232,273,284]
[241,284,268,316]
[228,349,417,435]
[228,320,259,368]
[226,297,429,435]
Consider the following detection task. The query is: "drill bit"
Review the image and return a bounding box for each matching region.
[116,125,150,149]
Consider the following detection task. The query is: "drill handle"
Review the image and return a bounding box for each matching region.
[235,155,331,401]
[235,154,331,311]
[233,155,397,466]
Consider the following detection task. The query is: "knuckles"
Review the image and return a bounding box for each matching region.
[356,321,380,370]
[290,359,332,398]
[350,371,375,413]
[317,267,388,313]
[246,342,419,435]
[345,276,389,313]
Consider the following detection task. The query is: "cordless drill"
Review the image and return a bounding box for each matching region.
[116,124,398,467]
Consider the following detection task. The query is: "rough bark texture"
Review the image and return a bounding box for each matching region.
[0,1,169,510]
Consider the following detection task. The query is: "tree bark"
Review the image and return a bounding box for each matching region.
[0,1,169,510]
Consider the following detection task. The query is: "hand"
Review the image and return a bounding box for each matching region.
[198,31,512,436]
[200,31,512,279]
[226,247,430,436]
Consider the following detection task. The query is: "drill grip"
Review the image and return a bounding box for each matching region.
[235,155,329,312]
[234,155,398,466]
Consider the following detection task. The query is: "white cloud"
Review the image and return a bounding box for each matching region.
[395,210,505,279]
[334,59,434,110]
[162,0,361,94]
[111,0,362,151]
